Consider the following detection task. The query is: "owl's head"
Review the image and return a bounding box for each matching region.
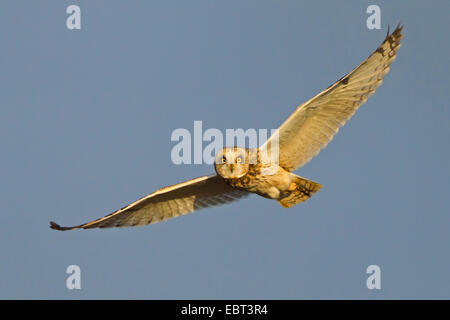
[214,147,250,179]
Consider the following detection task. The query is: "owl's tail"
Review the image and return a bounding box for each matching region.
[278,175,322,208]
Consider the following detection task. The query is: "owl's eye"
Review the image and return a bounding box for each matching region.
[236,156,243,164]
[221,156,227,164]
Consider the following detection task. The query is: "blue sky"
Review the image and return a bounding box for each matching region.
[0,1,449,299]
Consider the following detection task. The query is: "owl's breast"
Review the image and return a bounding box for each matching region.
[228,163,279,194]
[227,162,294,200]
[227,163,266,191]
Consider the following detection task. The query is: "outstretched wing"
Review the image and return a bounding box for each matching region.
[261,25,403,171]
[50,175,248,230]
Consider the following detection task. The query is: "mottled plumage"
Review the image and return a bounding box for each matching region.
[215,146,322,207]
[50,25,403,231]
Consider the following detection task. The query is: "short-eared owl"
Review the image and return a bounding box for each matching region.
[50,25,403,231]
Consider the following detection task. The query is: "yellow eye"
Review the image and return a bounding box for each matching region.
[221,157,227,164]
[236,156,243,164]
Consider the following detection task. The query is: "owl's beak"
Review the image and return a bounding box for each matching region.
[228,164,234,173]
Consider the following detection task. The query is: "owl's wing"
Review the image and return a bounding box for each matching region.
[50,175,248,230]
[260,25,403,171]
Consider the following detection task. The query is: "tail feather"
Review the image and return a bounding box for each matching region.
[278,176,322,208]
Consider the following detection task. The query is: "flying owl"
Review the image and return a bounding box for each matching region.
[50,25,403,231]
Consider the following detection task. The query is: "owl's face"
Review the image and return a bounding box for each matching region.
[214,147,250,179]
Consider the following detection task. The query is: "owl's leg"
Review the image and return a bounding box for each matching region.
[278,175,322,208]
[265,186,281,199]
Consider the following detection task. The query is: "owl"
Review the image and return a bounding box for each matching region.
[50,25,403,231]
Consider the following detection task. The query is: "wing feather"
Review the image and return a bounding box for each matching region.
[50,175,248,230]
[261,25,403,171]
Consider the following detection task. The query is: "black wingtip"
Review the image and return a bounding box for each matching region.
[385,23,404,39]
[394,22,404,34]
[50,221,69,231]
